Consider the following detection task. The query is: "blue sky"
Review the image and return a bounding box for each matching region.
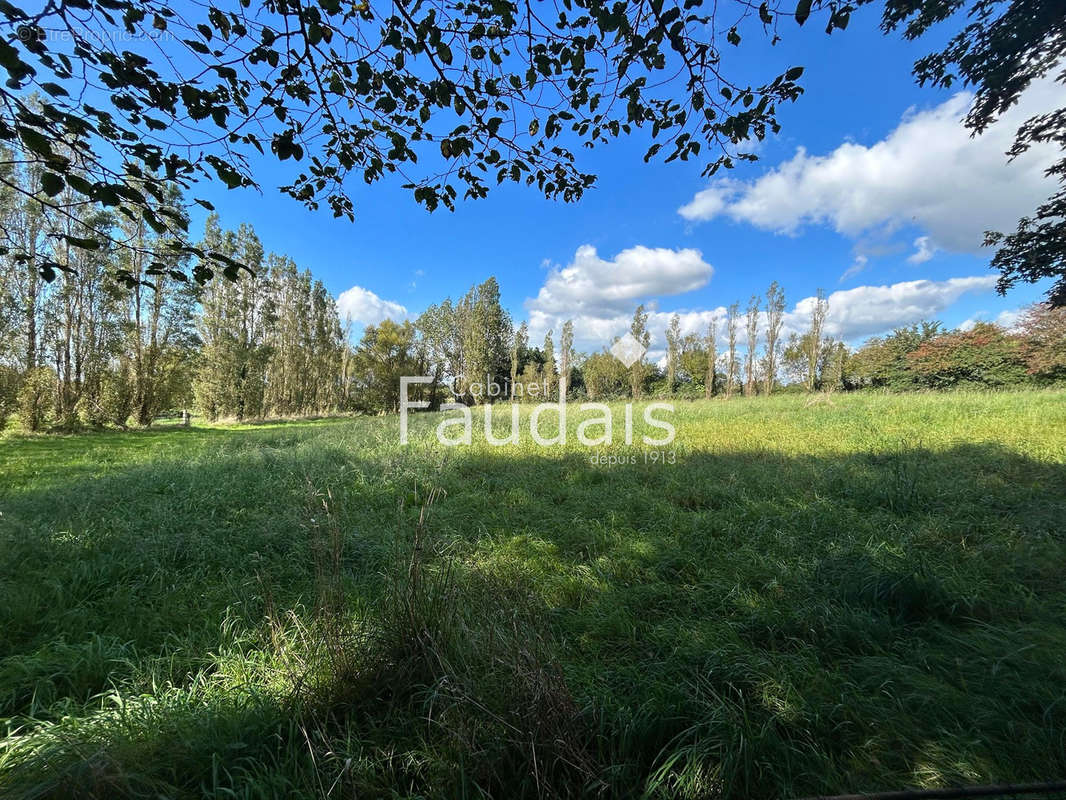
[187,8,1059,357]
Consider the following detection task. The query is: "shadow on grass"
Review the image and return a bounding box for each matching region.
[1,438,1065,798]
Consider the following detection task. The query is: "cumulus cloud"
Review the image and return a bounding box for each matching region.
[336,285,410,326]
[529,244,712,316]
[907,236,936,265]
[526,244,712,348]
[678,80,1059,255]
[808,275,998,341]
[525,243,997,354]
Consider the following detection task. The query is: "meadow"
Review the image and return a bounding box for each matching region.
[1,391,1065,798]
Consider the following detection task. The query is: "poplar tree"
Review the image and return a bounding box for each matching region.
[705,317,718,398]
[805,289,830,392]
[629,305,651,400]
[542,330,557,401]
[762,281,786,395]
[510,321,528,401]
[666,313,682,394]
[744,296,760,396]
[559,320,574,400]
[725,303,740,399]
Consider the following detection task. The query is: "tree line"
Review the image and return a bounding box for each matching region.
[0,156,351,430]
[2,157,1065,432]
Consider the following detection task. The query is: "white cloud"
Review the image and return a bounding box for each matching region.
[907,236,936,264]
[678,79,1060,256]
[959,307,1023,332]
[809,275,998,341]
[524,237,996,356]
[336,285,410,326]
[526,244,713,349]
[529,244,712,316]
[839,254,869,283]
[996,308,1024,331]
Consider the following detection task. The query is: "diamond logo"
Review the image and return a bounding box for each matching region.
[610,332,646,368]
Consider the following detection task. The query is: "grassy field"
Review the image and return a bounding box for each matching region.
[1,391,1065,798]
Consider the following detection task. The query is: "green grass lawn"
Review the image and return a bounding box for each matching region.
[1,391,1065,798]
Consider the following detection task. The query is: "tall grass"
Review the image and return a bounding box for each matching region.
[0,390,1064,797]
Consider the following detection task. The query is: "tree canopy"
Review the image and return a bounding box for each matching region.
[875,0,1066,304]
[0,0,1061,299]
[0,0,817,283]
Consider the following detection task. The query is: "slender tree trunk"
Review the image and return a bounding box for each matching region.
[24,238,38,372]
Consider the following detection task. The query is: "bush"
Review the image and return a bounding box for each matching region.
[95,365,134,428]
[0,365,18,431]
[17,368,55,432]
[1018,303,1066,382]
[581,351,631,400]
[907,322,1027,389]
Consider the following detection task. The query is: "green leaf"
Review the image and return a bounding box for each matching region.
[40,172,64,197]
[795,0,812,26]
[62,234,102,250]
[17,127,54,159]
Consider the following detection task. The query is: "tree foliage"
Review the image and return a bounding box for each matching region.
[582,349,629,399]
[848,321,943,390]
[874,0,1066,304]
[725,301,740,398]
[0,0,817,282]
[1017,302,1066,380]
[0,0,1059,302]
[665,313,681,393]
[906,322,1027,388]
[352,318,422,413]
[743,294,759,396]
[762,280,785,394]
[628,304,650,399]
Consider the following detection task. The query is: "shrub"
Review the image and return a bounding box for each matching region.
[1018,303,1066,382]
[907,322,1027,389]
[96,364,134,429]
[581,351,630,400]
[16,367,55,432]
[849,321,942,390]
[0,365,18,431]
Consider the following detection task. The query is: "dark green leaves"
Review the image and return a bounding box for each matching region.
[272,131,304,161]
[205,155,247,189]
[795,0,812,26]
[0,0,829,283]
[60,234,102,250]
[16,126,53,159]
[37,260,75,282]
[40,172,64,197]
